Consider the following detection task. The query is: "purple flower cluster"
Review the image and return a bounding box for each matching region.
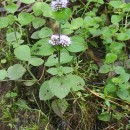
[51,0,68,11]
[49,34,71,47]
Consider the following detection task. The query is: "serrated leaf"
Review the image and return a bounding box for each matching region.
[71,17,83,30]
[49,76,71,99]
[38,27,53,38]
[114,66,125,74]
[23,80,36,86]
[33,2,43,16]
[45,52,73,66]
[105,53,117,64]
[67,75,85,91]
[0,70,7,80]
[32,17,45,29]
[47,66,73,76]
[7,15,16,25]
[109,42,124,54]
[0,17,9,29]
[31,31,40,39]
[41,2,52,17]
[117,89,130,100]
[98,112,111,122]
[29,57,44,66]
[6,32,21,42]
[99,64,111,73]
[39,81,54,101]
[104,83,116,94]
[116,33,129,41]
[109,1,123,8]
[52,99,68,117]
[5,4,18,13]
[119,73,130,83]
[52,8,71,24]
[20,0,35,4]
[31,39,55,56]
[14,45,31,61]
[7,64,26,80]
[111,15,123,24]
[67,36,87,52]
[18,12,34,26]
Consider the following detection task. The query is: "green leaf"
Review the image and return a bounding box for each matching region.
[67,36,87,52]
[114,66,125,74]
[45,52,73,66]
[105,53,117,64]
[41,2,52,17]
[62,67,74,74]
[16,99,30,110]
[29,57,44,66]
[98,112,111,122]
[47,66,73,76]
[0,17,9,29]
[99,64,111,73]
[5,92,17,98]
[7,15,16,25]
[39,81,54,101]
[52,99,68,117]
[104,83,116,94]
[0,70,7,80]
[20,0,35,4]
[112,77,122,84]
[71,17,83,30]
[117,89,130,100]
[32,17,45,29]
[32,2,43,16]
[18,12,34,26]
[38,27,53,38]
[49,76,71,99]
[7,64,26,80]
[67,75,85,91]
[31,39,55,56]
[47,68,58,75]
[5,4,18,13]
[31,31,40,39]
[109,42,124,54]
[113,113,122,120]
[111,15,123,24]
[83,16,94,27]
[109,1,123,8]
[116,33,129,41]
[62,28,73,35]
[119,73,130,83]
[52,8,71,24]
[45,55,58,67]
[6,32,21,42]
[14,45,31,61]
[23,80,36,86]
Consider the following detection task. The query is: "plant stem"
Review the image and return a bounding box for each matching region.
[58,23,61,68]
[26,65,40,85]
[58,50,61,68]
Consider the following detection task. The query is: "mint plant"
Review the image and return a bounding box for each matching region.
[0,0,130,129]
[39,0,86,100]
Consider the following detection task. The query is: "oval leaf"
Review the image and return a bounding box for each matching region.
[14,45,31,61]
[7,64,26,80]
[39,81,54,100]
[49,76,71,99]
[29,57,44,66]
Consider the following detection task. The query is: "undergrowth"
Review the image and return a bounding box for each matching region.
[0,0,130,130]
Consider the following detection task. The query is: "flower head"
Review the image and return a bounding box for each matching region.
[59,35,71,46]
[49,34,71,47]
[51,0,69,11]
[49,35,59,46]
